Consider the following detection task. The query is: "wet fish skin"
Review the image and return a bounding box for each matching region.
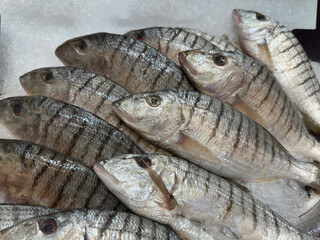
[0,209,180,240]
[95,154,316,240]
[0,204,57,231]
[55,33,195,94]
[0,139,126,211]
[19,67,169,156]
[124,27,219,65]
[179,49,320,162]
[233,9,320,131]
[0,95,143,168]
[112,89,320,189]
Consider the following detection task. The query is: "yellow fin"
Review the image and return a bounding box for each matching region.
[257,41,275,71]
[258,179,278,183]
[301,112,320,139]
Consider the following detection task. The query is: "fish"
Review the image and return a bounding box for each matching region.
[233,9,320,134]
[55,33,195,94]
[19,67,170,156]
[179,49,320,162]
[0,139,127,211]
[0,209,180,240]
[0,204,57,231]
[112,89,320,189]
[124,27,220,65]
[0,95,144,168]
[94,153,316,240]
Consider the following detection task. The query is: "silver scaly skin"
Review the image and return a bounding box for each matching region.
[19,67,170,156]
[0,96,143,168]
[0,209,180,240]
[0,204,57,231]
[179,49,320,162]
[233,9,320,133]
[0,139,127,211]
[112,89,320,190]
[94,154,317,240]
[55,33,195,94]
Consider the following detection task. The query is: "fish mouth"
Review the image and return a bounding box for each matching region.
[232,9,242,24]
[178,52,197,77]
[19,75,31,94]
[55,44,72,66]
[112,101,135,124]
[94,163,120,185]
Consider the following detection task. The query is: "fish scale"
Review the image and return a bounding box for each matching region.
[112,89,320,190]
[0,95,144,168]
[233,9,320,133]
[0,139,127,211]
[55,33,195,94]
[0,209,180,239]
[95,154,316,239]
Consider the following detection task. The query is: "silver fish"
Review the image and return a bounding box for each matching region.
[0,96,143,168]
[19,67,170,156]
[179,49,320,162]
[112,89,320,189]
[55,33,195,93]
[233,9,320,134]
[0,139,126,211]
[95,154,316,240]
[0,204,57,231]
[0,209,180,240]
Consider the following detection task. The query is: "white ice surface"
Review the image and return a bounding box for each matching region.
[0,0,319,231]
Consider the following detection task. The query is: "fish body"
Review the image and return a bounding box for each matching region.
[233,9,320,132]
[95,154,316,240]
[0,209,180,240]
[0,204,57,231]
[0,139,126,211]
[55,33,195,93]
[179,49,320,162]
[112,89,320,189]
[0,96,143,168]
[124,27,219,65]
[19,67,169,155]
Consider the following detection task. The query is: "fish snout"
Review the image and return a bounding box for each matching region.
[232,9,242,24]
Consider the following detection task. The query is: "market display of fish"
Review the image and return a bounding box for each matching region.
[19,67,170,155]
[0,95,143,168]
[0,209,180,240]
[94,153,316,240]
[55,33,195,93]
[233,9,320,134]
[0,139,126,211]
[179,49,320,162]
[0,204,57,231]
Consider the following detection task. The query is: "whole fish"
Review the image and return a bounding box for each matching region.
[112,89,320,189]
[233,9,320,133]
[55,33,195,93]
[179,49,320,162]
[19,67,170,156]
[124,27,219,65]
[0,139,126,211]
[0,204,57,231]
[0,209,180,240]
[94,154,316,240]
[0,96,143,168]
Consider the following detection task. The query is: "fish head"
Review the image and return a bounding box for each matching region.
[19,67,72,99]
[125,28,159,46]
[0,96,42,140]
[0,212,84,240]
[94,154,181,223]
[232,9,276,57]
[179,49,245,98]
[112,90,186,143]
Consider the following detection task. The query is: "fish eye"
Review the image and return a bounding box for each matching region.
[135,156,152,168]
[39,218,58,235]
[146,95,162,107]
[41,71,53,83]
[255,13,266,21]
[213,54,227,66]
[75,40,87,53]
[11,103,22,116]
[134,31,145,41]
